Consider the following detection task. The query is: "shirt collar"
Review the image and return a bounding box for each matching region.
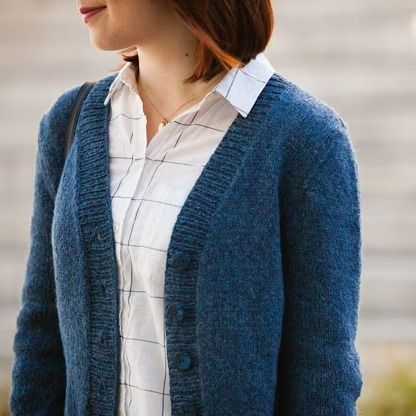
[103,52,275,118]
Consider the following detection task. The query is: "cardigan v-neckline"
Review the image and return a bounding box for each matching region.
[75,70,284,414]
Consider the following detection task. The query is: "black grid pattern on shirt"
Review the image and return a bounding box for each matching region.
[108,65,271,415]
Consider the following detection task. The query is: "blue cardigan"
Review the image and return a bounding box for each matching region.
[9,70,363,415]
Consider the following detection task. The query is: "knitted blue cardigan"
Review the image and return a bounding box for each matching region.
[9,70,363,416]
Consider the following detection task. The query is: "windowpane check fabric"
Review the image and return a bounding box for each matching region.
[10,52,364,416]
[104,53,275,415]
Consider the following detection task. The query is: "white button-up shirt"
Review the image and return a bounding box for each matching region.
[103,51,276,416]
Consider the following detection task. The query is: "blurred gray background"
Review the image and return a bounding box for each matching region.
[1,0,416,412]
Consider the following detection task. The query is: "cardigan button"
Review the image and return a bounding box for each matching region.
[166,303,185,322]
[174,352,192,370]
[100,331,109,347]
[168,251,191,271]
[100,279,107,295]
[95,228,102,241]
[178,403,197,416]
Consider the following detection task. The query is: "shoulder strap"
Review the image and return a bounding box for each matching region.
[64,81,96,158]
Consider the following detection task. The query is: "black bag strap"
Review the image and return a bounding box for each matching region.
[64,81,96,158]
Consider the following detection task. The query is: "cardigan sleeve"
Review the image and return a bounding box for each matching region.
[9,113,66,414]
[275,118,363,415]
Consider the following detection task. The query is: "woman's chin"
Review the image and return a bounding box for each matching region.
[88,33,118,52]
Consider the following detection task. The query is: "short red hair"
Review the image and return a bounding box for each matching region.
[111,0,275,84]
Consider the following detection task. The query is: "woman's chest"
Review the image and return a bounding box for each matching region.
[108,96,240,292]
[50,76,285,338]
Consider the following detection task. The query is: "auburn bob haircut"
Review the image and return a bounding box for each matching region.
[112,0,275,85]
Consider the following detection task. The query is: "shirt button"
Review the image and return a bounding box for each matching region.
[113,222,120,233]
[166,303,185,322]
[174,352,192,370]
[168,251,191,271]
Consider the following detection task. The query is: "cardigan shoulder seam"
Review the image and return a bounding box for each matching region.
[270,77,353,195]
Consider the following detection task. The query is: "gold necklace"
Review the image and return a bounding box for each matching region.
[137,75,222,132]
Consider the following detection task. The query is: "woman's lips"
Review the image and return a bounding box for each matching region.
[80,6,106,24]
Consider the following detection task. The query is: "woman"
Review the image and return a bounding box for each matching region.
[9,0,364,415]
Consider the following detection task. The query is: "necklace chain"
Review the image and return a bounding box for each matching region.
[137,73,223,131]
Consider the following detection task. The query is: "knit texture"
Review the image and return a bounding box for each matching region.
[9,70,363,416]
